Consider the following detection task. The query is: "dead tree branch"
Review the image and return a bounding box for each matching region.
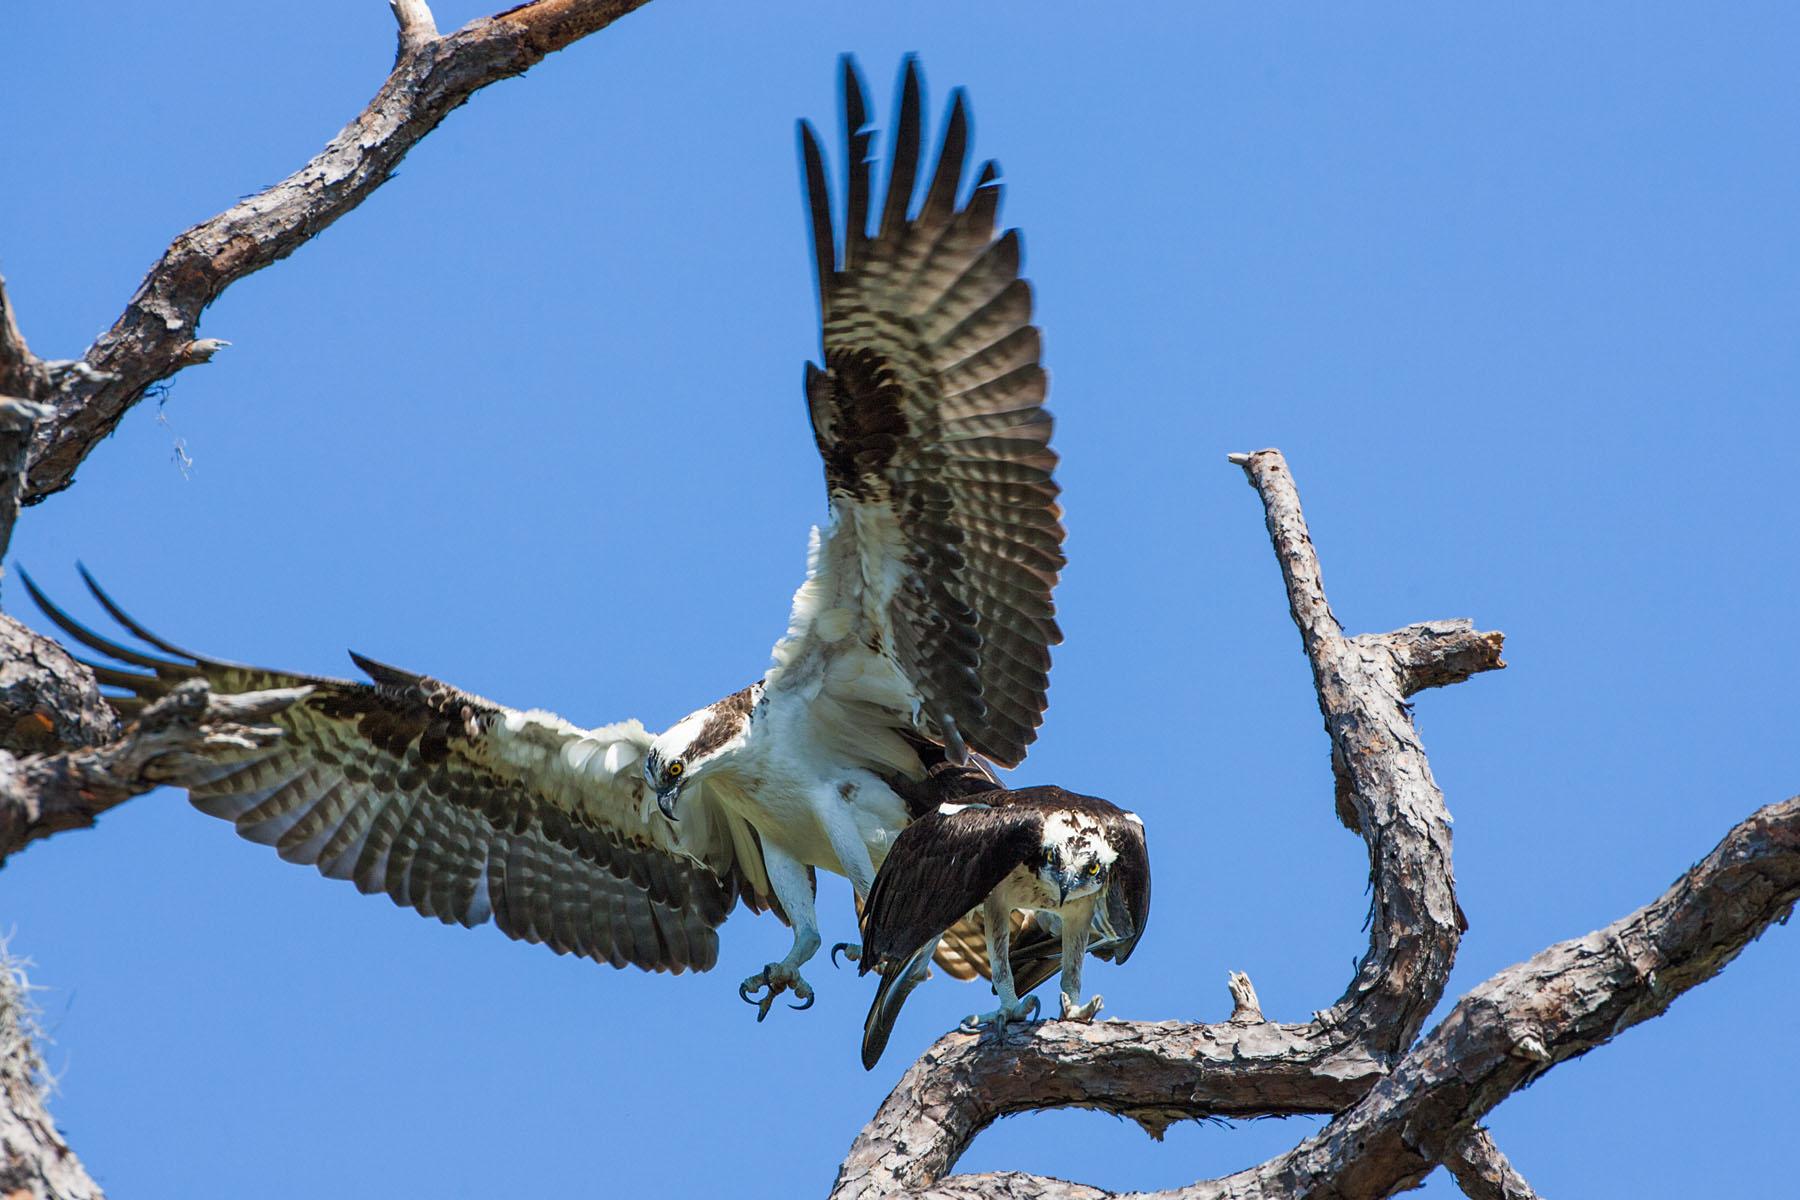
[1440,1127,1539,1200]
[833,449,1795,1200]
[0,679,307,865]
[0,952,104,1200]
[1142,795,1800,1200]
[17,0,654,505]
[0,615,116,759]
[831,449,1503,1198]
[0,400,51,569]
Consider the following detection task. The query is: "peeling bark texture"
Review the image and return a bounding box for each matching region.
[19,0,654,504]
[0,616,115,758]
[0,953,104,1200]
[832,450,1794,1199]
[0,679,307,865]
[1440,1127,1539,1200]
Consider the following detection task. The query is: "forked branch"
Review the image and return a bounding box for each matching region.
[831,450,1503,1197]
[18,0,655,505]
[832,450,1794,1200]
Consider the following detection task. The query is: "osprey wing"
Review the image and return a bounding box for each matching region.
[27,571,769,974]
[1097,806,1152,965]
[795,57,1062,768]
[859,799,1040,971]
[857,797,1041,1067]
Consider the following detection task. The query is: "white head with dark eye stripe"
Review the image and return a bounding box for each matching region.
[645,688,758,819]
[1035,811,1119,906]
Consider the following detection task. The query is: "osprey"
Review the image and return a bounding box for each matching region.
[855,775,1149,1069]
[27,56,1062,1018]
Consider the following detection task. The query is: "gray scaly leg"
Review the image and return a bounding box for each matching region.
[739,846,820,1021]
[961,895,1040,1032]
[1058,896,1103,1020]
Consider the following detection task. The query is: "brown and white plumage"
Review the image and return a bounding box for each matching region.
[857,789,1150,1069]
[25,569,766,975]
[28,57,1064,1018]
[792,54,1062,769]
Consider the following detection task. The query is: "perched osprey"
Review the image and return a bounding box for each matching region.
[856,778,1149,1069]
[27,56,1061,1019]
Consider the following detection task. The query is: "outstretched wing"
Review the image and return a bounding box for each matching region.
[27,570,773,974]
[792,55,1063,768]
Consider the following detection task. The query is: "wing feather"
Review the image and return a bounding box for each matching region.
[859,802,1039,975]
[791,58,1064,770]
[858,799,1039,1067]
[25,572,764,975]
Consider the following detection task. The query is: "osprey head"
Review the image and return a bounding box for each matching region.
[644,686,757,819]
[1035,811,1119,906]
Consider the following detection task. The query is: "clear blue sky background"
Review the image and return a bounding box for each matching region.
[3,2,1795,1196]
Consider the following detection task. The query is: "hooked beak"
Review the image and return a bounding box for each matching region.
[656,784,682,821]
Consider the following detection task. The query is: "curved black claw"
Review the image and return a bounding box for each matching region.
[789,992,815,1012]
[830,941,861,969]
[739,978,777,1022]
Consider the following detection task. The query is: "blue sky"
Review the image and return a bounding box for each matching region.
[4,2,1796,1196]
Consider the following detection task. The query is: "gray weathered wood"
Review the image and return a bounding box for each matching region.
[0,955,104,1200]
[1441,1127,1539,1200]
[0,615,116,758]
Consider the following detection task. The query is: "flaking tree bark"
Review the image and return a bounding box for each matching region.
[0,6,1793,1199]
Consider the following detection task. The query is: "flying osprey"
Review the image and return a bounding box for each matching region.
[27,56,1061,1018]
[855,773,1150,1069]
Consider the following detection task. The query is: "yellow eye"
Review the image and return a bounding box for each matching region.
[668,762,684,778]
[1086,862,1100,876]
[1042,848,1055,866]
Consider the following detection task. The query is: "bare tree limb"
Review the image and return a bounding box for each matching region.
[392,0,440,57]
[1440,1127,1539,1200]
[831,450,1502,1198]
[21,0,655,505]
[0,400,51,567]
[1226,449,1476,1055]
[846,797,1799,1199]
[0,679,308,864]
[0,273,35,403]
[1352,620,1505,698]
[0,616,115,758]
[0,952,103,1200]
[1191,794,1800,1200]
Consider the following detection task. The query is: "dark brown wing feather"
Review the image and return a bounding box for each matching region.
[1100,809,1152,965]
[800,56,1063,768]
[858,786,1151,1066]
[857,795,1038,1068]
[25,570,762,974]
